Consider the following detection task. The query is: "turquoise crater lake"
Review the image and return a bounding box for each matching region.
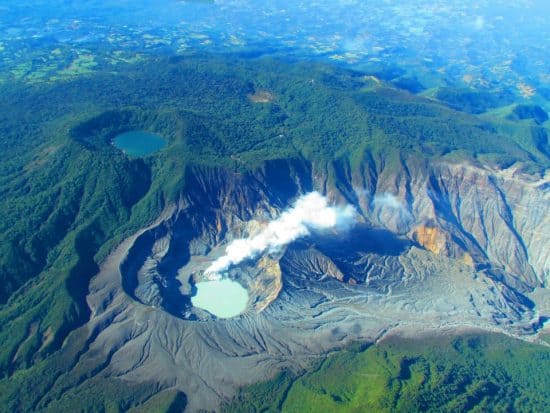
[191,279,249,319]
[113,130,166,157]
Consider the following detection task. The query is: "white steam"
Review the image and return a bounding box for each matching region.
[205,192,356,278]
[372,192,412,221]
[373,193,403,210]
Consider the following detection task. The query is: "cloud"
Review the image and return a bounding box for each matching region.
[373,193,403,209]
[474,16,484,30]
[205,192,357,278]
[372,192,412,220]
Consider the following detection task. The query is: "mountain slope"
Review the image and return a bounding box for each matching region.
[225,333,550,413]
[0,54,548,411]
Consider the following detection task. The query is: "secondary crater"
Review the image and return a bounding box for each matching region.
[113,130,166,157]
[70,108,178,152]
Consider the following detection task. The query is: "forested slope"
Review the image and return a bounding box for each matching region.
[0,54,548,411]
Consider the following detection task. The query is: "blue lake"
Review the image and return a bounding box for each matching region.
[113,130,166,157]
[191,279,249,319]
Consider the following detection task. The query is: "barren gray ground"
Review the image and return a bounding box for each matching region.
[80,159,549,411]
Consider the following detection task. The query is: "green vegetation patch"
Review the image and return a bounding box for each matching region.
[436,87,516,114]
[0,54,548,411]
[225,333,550,413]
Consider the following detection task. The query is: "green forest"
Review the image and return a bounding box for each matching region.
[226,333,550,413]
[0,53,548,412]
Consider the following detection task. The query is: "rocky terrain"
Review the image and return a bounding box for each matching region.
[71,157,549,411]
[1,53,548,412]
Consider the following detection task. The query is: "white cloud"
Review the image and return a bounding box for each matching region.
[474,16,484,30]
[372,192,412,221]
[373,193,402,209]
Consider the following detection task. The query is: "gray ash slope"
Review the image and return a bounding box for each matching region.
[4,56,548,412]
[76,156,548,412]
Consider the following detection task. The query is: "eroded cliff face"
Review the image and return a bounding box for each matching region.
[78,156,549,411]
[349,159,549,291]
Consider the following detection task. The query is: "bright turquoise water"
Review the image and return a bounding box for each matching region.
[191,279,249,319]
[113,131,166,157]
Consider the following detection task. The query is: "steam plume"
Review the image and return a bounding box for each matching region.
[205,192,356,277]
[372,192,412,219]
[373,193,403,210]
